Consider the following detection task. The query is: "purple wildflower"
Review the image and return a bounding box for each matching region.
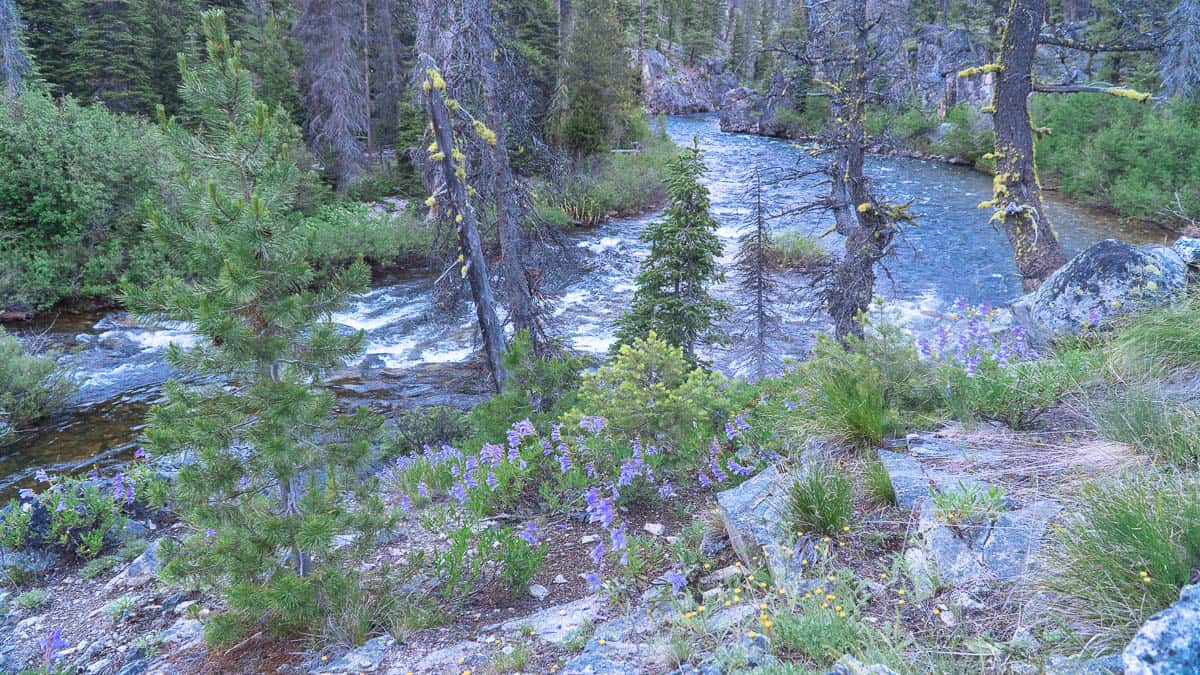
[665,566,687,594]
[658,480,675,498]
[417,482,429,499]
[39,628,68,664]
[590,542,605,565]
[205,528,216,540]
[697,471,712,488]
[239,475,250,489]
[558,453,572,474]
[586,572,603,591]
[519,522,539,545]
[586,461,597,479]
[486,471,499,491]
[451,482,467,504]
[725,422,737,441]
[400,494,413,511]
[609,526,627,551]
[34,469,50,483]
[709,459,728,483]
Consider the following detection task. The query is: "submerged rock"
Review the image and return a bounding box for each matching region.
[1012,239,1188,345]
[1124,582,1200,674]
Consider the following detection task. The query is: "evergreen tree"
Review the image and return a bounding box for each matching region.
[127,9,384,643]
[558,0,635,153]
[0,0,31,100]
[615,142,729,362]
[67,0,158,113]
[18,0,83,98]
[733,167,780,380]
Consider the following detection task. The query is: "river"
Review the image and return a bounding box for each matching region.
[0,113,1164,494]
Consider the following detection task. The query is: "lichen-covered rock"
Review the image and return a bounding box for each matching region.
[317,635,393,673]
[1173,236,1200,267]
[715,465,788,565]
[1012,239,1188,346]
[1123,582,1200,674]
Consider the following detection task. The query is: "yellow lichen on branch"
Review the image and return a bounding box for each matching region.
[1104,87,1151,102]
[958,63,1003,79]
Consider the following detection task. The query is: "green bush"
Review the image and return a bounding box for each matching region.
[933,104,993,167]
[766,231,830,270]
[0,327,75,435]
[2,472,129,559]
[541,133,676,226]
[0,88,167,312]
[783,461,854,536]
[1043,472,1200,649]
[470,332,585,442]
[940,347,1094,429]
[569,332,729,454]
[1094,388,1200,466]
[772,573,873,666]
[1031,94,1200,222]
[774,97,832,137]
[304,202,433,269]
[792,334,895,448]
[389,406,474,459]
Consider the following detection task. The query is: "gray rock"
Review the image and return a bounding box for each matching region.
[495,595,604,646]
[1047,653,1124,674]
[826,655,902,674]
[1124,582,1200,674]
[159,617,204,649]
[715,465,796,567]
[718,87,783,137]
[106,540,166,590]
[643,522,665,537]
[878,450,930,510]
[1173,237,1200,267]
[318,635,393,673]
[699,528,727,557]
[562,639,651,674]
[981,500,1061,581]
[529,583,550,601]
[640,48,735,114]
[413,640,488,673]
[1012,239,1188,345]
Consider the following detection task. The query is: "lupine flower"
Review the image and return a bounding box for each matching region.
[558,453,572,474]
[519,522,539,545]
[205,528,216,540]
[726,459,756,477]
[609,526,627,551]
[665,566,687,594]
[34,469,50,483]
[239,475,250,489]
[18,488,34,500]
[400,494,414,511]
[585,488,615,527]
[586,461,597,479]
[541,439,553,456]
[451,482,467,504]
[486,471,499,491]
[135,448,147,460]
[586,572,602,591]
[464,470,478,489]
[735,415,750,432]
[551,424,562,442]
[697,471,712,488]
[709,460,728,483]
[417,482,429,499]
[725,422,737,441]
[658,480,675,498]
[590,542,605,565]
[39,628,68,664]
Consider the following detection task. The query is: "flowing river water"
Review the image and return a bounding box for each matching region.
[0,113,1165,494]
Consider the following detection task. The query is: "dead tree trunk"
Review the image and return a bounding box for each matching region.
[990,0,1067,290]
[420,55,507,392]
[468,0,543,351]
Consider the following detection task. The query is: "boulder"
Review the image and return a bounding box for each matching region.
[1124,582,1200,674]
[1012,239,1188,346]
[1173,236,1200,267]
[105,539,166,590]
[718,87,782,137]
[317,635,393,673]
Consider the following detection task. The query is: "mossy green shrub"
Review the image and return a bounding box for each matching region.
[0,88,167,312]
[766,231,830,270]
[1043,472,1200,649]
[567,332,730,456]
[932,104,993,168]
[0,327,75,437]
[1032,94,1200,222]
[304,202,433,269]
[541,133,677,226]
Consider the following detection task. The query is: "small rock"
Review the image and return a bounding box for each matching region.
[643,523,665,537]
[553,574,569,584]
[86,658,112,674]
[826,655,901,674]
[1173,236,1200,267]
[529,584,550,601]
[581,535,599,544]
[319,635,393,673]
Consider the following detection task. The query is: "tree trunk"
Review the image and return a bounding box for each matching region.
[827,0,896,342]
[472,0,542,351]
[421,54,507,392]
[992,0,1067,290]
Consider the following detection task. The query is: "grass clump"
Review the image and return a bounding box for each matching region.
[1042,472,1200,649]
[771,573,873,666]
[1094,388,1200,466]
[14,588,50,610]
[766,232,830,270]
[79,556,118,580]
[540,132,677,227]
[1106,295,1200,376]
[862,459,896,506]
[783,461,854,536]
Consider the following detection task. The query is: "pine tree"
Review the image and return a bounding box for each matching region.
[67,0,158,113]
[0,0,31,100]
[17,0,83,98]
[733,167,780,380]
[558,0,635,153]
[615,142,730,362]
[127,9,384,643]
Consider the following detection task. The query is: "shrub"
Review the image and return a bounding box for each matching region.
[941,347,1093,429]
[0,88,167,312]
[541,133,676,226]
[79,556,117,580]
[783,461,854,536]
[3,472,132,559]
[1031,94,1200,223]
[765,231,830,270]
[933,104,993,166]
[305,202,433,270]
[793,335,893,448]
[0,327,75,435]
[569,332,730,453]
[470,332,585,442]
[14,588,50,610]
[930,481,1005,527]
[1042,472,1200,649]
[1094,388,1200,466]
[389,406,474,459]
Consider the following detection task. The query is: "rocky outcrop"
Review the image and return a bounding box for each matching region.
[1173,236,1200,268]
[718,85,786,137]
[1012,239,1189,345]
[641,49,737,114]
[908,24,993,111]
[1123,582,1200,674]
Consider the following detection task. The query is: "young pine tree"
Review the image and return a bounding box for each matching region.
[127,9,385,643]
[615,143,729,362]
